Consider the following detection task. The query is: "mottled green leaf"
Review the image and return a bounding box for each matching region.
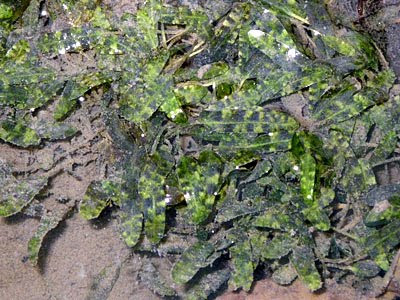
[192,106,298,154]
[300,152,316,206]
[262,233,294,260]
[177,150,223,224]
[0,3,13,20]
[5,39,30,63]
[54,73,110,121]
[172,241,220,284]
[119,51,171,124]
[364,200,400,227]
[159,94,187,123]
[364,184,400,207]
[340,158,376,195]
[302,204,330,231]
[362,219,400,270]
[80,181,113,220]
[139,163,167,244]
[290,245,322,291]
[136,0,161,50]
[217,196,265,223]
[253,206,291,230]
[34,122,78,141]
[0,120,41,147]
[229,239,254,291]
[119,206,143,248]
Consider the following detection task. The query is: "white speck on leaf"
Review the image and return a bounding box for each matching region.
[248,30,265,39]
[286,48,299,61]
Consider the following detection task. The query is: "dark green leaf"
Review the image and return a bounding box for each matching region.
[172,241,220,284]
[290,245,322,291]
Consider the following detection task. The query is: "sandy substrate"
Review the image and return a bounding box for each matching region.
[1,211,398,300]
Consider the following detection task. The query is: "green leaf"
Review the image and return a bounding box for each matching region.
[290,245,322,291]
[0,58,64,111]
[362,219,400,271]
[172,241,220,284]
[191,105,298,155]
[229,239,254,291]
[54,73,110,121]
[364,184,400,207]
[119,206,143,248]
[118,177,143,248]
[136,0,161,50]
[253,206,291,230]
[340,158,376,195]
[5,39,30,63]
[79,181,113,220]
[0,120,41,147]
[217,193,265,223]
[0,4,13,20]
[34,122,78,141]
[300,152,316,206]
[118,51,172,124]
[159,94,187,123]
[349,260,381,279]
[177,150,223,224]
[302,204,330,231]
[139,163,167,244]
[262,233,294,260]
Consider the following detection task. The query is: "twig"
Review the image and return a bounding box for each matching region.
[320,254,368,266]
[371,39,389,70]
[372,156,400,168]
[341,215,363,232]
[332,227,359,241]
[375,248,400,297]
[337,199,351,229]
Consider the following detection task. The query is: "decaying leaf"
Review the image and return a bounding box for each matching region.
[139,262,176,297]
[272,264,298,285]
[28,212,66,265]
[0,160,47,217]
[186,267,231,300]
